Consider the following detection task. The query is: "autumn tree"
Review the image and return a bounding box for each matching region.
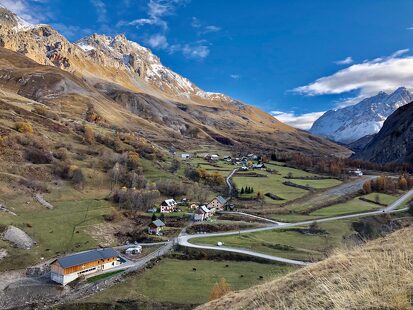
[363,181,372,194]
[398,176,408,191]
[209,278,232,301]
[127,152,141,170]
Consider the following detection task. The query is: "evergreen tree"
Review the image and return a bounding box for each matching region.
[151,213,157,221]
[251,187,254,193]
[159,213,165,222]
[240,187,245,195]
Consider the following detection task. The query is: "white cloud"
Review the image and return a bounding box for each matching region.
[170,42,209,59]
[191,16,221,34]
[294,49,413,106]
[90,0,107,23]
[334,56,353,65]
[271,111,325,130]
[203,25,221,33]
[230,74,240,79]
[127,0,187,31]
[0,0,48,23]
[191,16,201,28]
[145,33,169,49]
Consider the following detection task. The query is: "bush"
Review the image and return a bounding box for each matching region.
[25,147,53,164]
[72,168,85,189]
[156,180,186,197]
[84,125,95,144]
[15,121,33,134]
[19,178,49,192]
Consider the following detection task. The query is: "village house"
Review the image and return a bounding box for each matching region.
[207,196,227,210]
[160,199,177,213]
[181,153,191,160]
[50,248,120,285]
[125,245,142,255]
[253,163,266,169]
[193,205,210,221]
[148,219,165,235]
[210,154,220,161]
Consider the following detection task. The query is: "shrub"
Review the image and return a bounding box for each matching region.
[84,125,95,144]
[209,278,232,301]
[15,121,33,134]
[127,152,141,170]
[72,168,85,189]
[156,180,186,197]
[53,147,70,162]
[25,147,53,164]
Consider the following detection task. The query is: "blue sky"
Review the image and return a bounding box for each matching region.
[3,0,413,129]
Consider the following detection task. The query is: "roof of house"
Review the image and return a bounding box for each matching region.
[162,199,176,207]
[198,205,210,213]
[56,248,118,269]
[216,196,227,205]
[150,219,165,227]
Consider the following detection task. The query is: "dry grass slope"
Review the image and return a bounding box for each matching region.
[198,226,413,310]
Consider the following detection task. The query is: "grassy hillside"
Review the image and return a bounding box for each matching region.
[198,225,413,310]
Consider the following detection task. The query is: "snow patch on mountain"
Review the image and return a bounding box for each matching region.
[75,34,231,103]
[310,87,413,144]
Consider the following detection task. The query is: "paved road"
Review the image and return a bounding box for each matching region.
[178,238,309,266]
[226,168,238,195]
[383,188,413,212]
[322,175,378,196]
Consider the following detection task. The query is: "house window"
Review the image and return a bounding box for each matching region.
[112,262,115,266]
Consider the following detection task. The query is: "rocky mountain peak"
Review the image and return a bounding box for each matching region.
[310,87,413,144]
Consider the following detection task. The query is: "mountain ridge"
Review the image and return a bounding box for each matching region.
[310,87,413,144]
[353,101,413,163]
[0,6,349,157]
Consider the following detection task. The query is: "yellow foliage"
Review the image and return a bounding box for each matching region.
[209,278,232,301]
[84,125,95,144]
[15,121,33,134]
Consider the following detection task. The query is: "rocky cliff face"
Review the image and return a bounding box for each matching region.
[310,87,413,144]
[0,7,232,105]
[354,102,413,163]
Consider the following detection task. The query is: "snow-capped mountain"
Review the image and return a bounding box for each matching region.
[0,6,231,105]
[75,34,231,103]
[310,87,413,144]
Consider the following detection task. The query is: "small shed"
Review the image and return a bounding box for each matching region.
[125,246,142,255]
[148,219,165,235]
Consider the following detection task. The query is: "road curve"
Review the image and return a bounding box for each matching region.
[178,237,309,266]
[178,189,412,265]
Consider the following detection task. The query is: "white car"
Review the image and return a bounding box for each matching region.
[217,242,223,246]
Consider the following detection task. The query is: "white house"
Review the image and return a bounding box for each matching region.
[253,163,266,169]
[148,219,165,235]
[207,196,227,210]
[210,154,220,161]
[50,248,120,286]
[193,205,210,221]
[160,199,177,213]
[125,246,142,255]
[181,153,191,160]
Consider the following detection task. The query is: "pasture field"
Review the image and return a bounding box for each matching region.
[86,258,294,305]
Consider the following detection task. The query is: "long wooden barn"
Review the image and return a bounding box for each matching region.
[50,248,120,285]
